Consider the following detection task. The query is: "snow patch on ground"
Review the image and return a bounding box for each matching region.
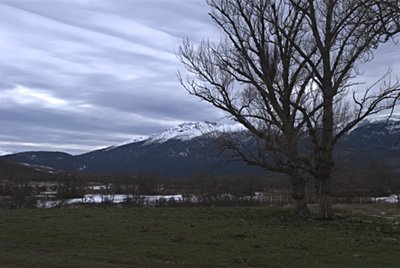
[37,194,183,208]
[374,195,399,204]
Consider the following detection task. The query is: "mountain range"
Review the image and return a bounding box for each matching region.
[2,116,399,176]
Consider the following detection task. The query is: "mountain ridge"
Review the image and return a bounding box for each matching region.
[2,115,399,176]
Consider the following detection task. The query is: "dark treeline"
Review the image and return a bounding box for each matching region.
[1,156,399,209]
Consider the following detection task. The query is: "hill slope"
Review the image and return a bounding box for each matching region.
[2,117,399,176]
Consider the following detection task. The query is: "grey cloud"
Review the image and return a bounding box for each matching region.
[0,0,398,155]
[0,104,175,152]
[359,40,400,85]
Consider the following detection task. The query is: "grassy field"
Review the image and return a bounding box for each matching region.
[0,205,399,268]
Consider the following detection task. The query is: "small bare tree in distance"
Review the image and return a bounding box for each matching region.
[178,0,400,219]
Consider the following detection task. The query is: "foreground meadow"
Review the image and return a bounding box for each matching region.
[0,205,399,267]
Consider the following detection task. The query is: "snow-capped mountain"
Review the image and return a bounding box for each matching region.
[108,121,244,149]
[76,121,256,176]
[145,122,219,143]
[2,116,399,176]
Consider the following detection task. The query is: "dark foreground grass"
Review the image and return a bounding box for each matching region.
[0,206,399,268]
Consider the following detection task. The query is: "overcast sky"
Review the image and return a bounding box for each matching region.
[0,0,399,155]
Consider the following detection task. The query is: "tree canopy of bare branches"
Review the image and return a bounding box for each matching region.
[178,0,400,218]
[286,0,400,218]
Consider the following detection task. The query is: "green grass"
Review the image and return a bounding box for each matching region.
[0,206,399,267]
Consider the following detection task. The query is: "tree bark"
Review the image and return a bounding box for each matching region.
[317,177,334,219]
[291,179,310,218]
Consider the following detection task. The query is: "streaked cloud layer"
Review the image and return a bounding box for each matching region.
[0,0,399,154]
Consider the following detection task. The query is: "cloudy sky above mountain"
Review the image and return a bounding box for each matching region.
[0,0,399,155]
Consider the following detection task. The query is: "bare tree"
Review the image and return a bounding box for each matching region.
[284,0,400,218]
[178,0,400,218]
[178,0,319,217]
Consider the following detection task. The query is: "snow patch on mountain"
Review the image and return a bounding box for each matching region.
[111,113,398,149]
[0,150,13,156]
[363,113,400,123]
[344,113,400,135]
[144,121,246,144]
[115,135,149,147]
[104,135,149,151]
[110,121,246,148]
[145,122,217,144]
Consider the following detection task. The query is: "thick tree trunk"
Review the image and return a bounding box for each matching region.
[291,179,310,218]
[317,177,334,219]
